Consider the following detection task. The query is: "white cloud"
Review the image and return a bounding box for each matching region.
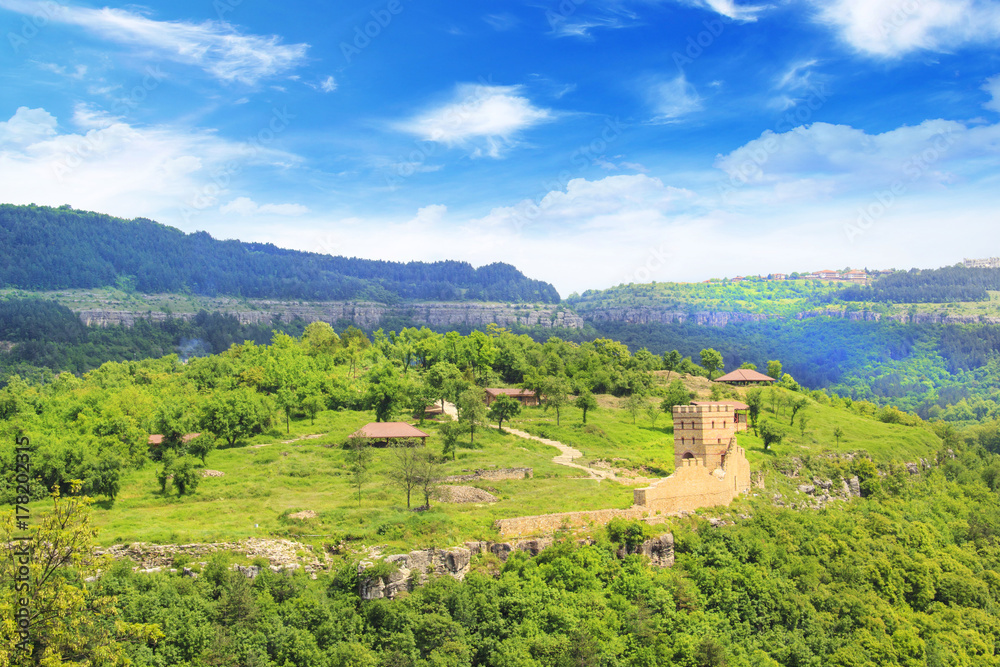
[714,119,1000,203]
[220,197,309,216]
[983,74,1000,113]
[678,0,770,22]
[0,106,58,146]
[320,76,337,93]
[646,74,702,121]
[815,0,1000,57]
[396,84,554,158]
[0,106,301,225]
[0,0,308,84]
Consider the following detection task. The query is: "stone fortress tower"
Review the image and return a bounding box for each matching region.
[672,403,738,470]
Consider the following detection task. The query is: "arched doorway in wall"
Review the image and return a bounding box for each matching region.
[681,452,695,460]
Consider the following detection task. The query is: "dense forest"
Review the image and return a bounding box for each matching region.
[0,298,309,377]
[0,205,560,303]
[837,265,1000,303]
[589,319,1000,422]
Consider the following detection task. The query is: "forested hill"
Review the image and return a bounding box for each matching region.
[0,204,560,303]
[837,265,1000,303]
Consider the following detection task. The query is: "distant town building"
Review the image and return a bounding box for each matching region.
[964,257,1000,269]
[771,273,787,281]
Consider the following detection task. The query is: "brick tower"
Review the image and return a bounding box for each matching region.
[672,403,737,470]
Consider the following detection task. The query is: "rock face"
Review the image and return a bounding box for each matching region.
[75,301,584,330]
[96,538,324,573]
[584,308,769,326]
[616,534,675,568]
[358,535,675,600]
[359,547,473,600]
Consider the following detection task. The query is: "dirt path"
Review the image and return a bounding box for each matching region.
[442,402,616,482]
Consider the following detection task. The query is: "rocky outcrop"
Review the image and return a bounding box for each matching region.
[357,535,675,599]
[95,538,324,573]
[75,301,584,330]
[358,547,473,600]
[583,308,769,326]
[615,534,674,568]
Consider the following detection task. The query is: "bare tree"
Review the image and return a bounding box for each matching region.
[388,441,422,509]
[414,449,441,509]
[346,435,374,508]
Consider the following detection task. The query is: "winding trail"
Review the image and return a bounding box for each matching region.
[441,402,617,482]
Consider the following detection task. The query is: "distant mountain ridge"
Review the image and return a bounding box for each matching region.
[0,204,560,304]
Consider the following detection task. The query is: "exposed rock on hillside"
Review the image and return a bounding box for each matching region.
[75,301,584,330]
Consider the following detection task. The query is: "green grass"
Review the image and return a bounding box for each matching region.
[86,408,632,552]
[67,384,942,553]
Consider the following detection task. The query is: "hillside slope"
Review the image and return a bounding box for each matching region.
[0,204,560,303]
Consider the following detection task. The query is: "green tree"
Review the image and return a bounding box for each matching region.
[201,387,273,447]
[660,380,694,414]
[700,348,724,380]
[739,361,758,370]
[662,350,682,379]
[276,387,297,434]
[488,395,522,431]
[575,391,598,425]
[789,396,808,425]
[0,483,164,663]
[622,394,646,425]
[302,393,325,425]
[645,404,661,427]
[745,388,764,435]
[438,420,466,461]
[766,359,783,379]
[798,413,810,438]
[364,362,405,423]
[456,387,488,446]
[172,456,200,495]
[543,376,570,426]
[758,419,786,451]
[187,433,217,465]
[833,425,844,445]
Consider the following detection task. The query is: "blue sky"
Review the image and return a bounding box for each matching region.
[1,0,999,295]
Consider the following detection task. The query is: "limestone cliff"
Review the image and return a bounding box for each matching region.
[75,301,585,330]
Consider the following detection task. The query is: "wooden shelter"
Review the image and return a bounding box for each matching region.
[350,422,429,446]
[714,369,777,386]
[484,388,540,407]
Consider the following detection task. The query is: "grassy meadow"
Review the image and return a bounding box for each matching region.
[75,372,946,553]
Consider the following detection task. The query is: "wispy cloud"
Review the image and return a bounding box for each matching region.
[0,0,309,84]
[220,197,309,216]
[983,74,1000,113]
[646,74,702,122]
[395,84,554,158]
[676,0,771,22]
[815,0,1000,57]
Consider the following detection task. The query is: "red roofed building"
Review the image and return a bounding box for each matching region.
[714,369,777,386]
[148,433,201,447]
[350,422,429,446]
[484,388,540,407]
